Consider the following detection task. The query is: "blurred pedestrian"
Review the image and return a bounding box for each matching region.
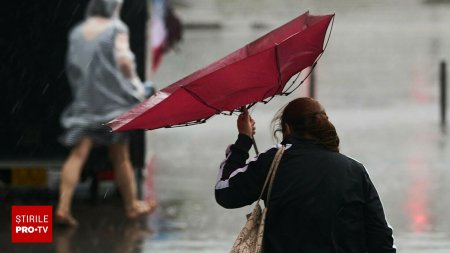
[56,0,156,227]
[215,97,396,252]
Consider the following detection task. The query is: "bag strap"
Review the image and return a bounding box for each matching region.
[257,145,285,205]
[265,146,285,205]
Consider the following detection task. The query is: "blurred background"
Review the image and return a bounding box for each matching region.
[2,0,450,252]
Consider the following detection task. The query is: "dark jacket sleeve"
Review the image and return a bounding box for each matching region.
[215,134,274,209]
[363,169,396,253]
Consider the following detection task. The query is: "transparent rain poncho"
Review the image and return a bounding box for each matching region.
[60,0,145,147]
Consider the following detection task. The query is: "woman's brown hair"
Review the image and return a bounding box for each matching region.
[272,97,340,152]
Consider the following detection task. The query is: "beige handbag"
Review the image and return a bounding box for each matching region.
[230,146,285,253]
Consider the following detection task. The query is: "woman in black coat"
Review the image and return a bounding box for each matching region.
[215,97,396,253]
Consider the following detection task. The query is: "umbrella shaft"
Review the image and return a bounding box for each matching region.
[251,136,259,155]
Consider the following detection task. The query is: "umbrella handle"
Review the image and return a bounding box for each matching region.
[251,136,259,155]
[239,106,259,155]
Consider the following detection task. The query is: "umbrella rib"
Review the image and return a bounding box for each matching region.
[255,46,282,105]
[181,86,222,113]
[165,117,210,128]
[274,44,283,94]
[282,14,335,95]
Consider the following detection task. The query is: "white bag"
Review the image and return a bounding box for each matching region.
[230,146,285,253]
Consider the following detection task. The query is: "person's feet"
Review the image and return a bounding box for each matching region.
[126,200,157,220]
[55,211,79,227]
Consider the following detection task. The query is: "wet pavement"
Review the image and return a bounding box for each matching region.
[3,0,450,252]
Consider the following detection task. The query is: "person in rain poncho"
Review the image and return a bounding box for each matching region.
[56,0,155,226]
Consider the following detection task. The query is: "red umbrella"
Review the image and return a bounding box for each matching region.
[108,11,334,131]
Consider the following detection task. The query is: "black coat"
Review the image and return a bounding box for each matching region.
[215,134,396,253]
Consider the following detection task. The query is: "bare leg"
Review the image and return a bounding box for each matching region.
[109,142,156,219]
[56,137,93,226]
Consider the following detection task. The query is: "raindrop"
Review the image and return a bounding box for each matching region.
[11,100,22,114]
[41,83,50,95]
[55,0,62,12]
[16,135,24,146]
[72,4,80,16]
[57,69,65,79]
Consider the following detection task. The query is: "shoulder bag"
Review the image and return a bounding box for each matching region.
[230,145,285,253]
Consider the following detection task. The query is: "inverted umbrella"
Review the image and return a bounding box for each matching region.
[108,11,334,132]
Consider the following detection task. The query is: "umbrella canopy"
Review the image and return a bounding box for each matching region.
[108,11,334,131]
